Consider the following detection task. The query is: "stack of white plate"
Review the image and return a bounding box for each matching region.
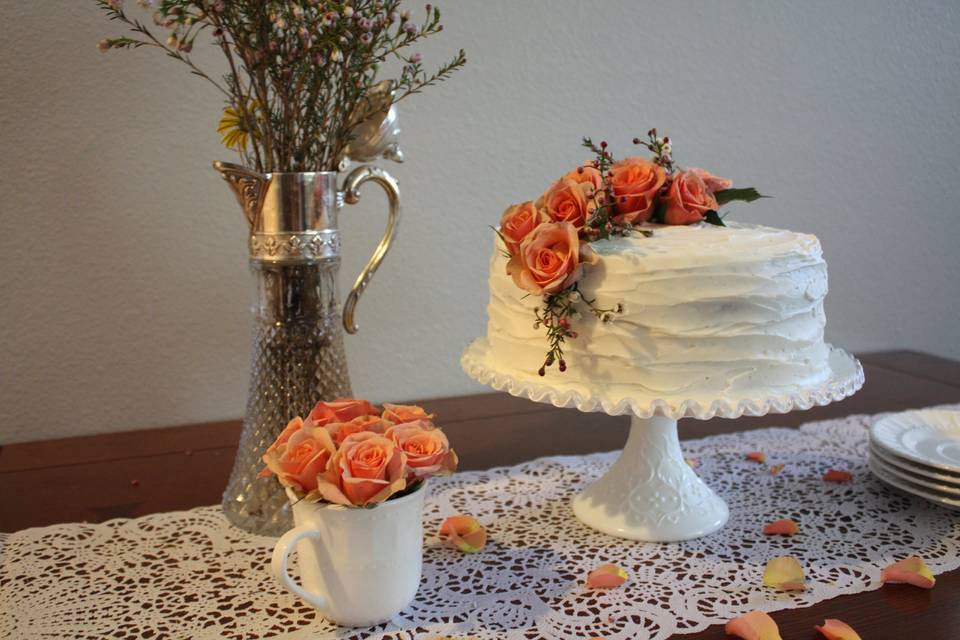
[869,409,960,511]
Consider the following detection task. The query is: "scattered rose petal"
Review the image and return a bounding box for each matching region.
[823,469,853,483]
[815,618,863,640]
[439,515,487,553]
[725,610,783,640]
[763,556,806,591]
[763,518,799,536]
[586,563,628,589]
[769,464,785,476]
[685,457,701,469]
[746,451,766,463]
[881,556,936,589]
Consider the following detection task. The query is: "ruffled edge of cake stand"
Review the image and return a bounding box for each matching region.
[460,338,864,420]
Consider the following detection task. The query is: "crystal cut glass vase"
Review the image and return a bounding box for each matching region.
[215,163,400,535]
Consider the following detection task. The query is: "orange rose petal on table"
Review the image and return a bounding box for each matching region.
[439,515,487,553]
[725,610,783,640]
[746,451,766,463]
[815,618,863,640]
[880,556,936,589]
[586,563,629,589]
[763,556,806,591]
[762,518,799,536]
[823,469,853,483]
[769,464,785,476]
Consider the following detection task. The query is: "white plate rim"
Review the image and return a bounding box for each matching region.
[870,410,960,473]
[868,457,960,511]
[869,446,960,496]
[869,442,960,485]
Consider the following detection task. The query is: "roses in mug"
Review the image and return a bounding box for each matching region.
[261,399,458,507]
[494,128,765,375]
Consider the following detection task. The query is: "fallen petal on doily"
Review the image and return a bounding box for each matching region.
[823,469,853,483]
[586,563,628,589]
[746,451,766,463]
[763,556,806,591]
[815,618,863,640]
[439,515,487,553]
[881,556,935,589]
[685,457,701,469]
[763,519,799,536]
[725,610,783,640]
[769,464,785,476]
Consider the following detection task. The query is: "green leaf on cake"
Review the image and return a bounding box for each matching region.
[714,187,768,206]
[703,210,725,227]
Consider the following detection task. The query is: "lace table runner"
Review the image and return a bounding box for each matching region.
[3,408,960,640]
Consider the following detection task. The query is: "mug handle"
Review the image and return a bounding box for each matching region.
[271,525,329,610]
[340,165,401,334]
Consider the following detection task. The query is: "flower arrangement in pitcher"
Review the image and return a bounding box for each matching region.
[93,1,465,173]
[496,129,766,375]
[260,398,458,506]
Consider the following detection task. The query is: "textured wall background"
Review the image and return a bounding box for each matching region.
[1,1,959,444]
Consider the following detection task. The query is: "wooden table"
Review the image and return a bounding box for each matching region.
[2,350,959,639]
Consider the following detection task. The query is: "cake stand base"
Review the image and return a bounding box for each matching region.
[572,415,729,542]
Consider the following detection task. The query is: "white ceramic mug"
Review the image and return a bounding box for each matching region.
[271,484,426,627]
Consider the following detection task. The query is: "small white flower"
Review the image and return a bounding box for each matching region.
[569,291,581,302]
[601,312,615,323]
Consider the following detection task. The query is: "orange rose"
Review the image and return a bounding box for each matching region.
[382,403,435,424]
[385,420,458,481]
[537,178,594,230]
[260,423,336,494]
[259,416,306,471]
[688,167,732,193]
[307,398,379,426]
[316,431,407,506]
[609,156,666,224]
[662,169,719,225]
[563,164,603,191]
[499,201,548,255]
[506,221,597,295]
[325,414,389,445]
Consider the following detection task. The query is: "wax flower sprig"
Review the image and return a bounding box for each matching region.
[534,285,623,376]
[497,129,766,375]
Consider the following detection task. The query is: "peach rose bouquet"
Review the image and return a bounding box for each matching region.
[493,128,764,375]
[261,398,458,507]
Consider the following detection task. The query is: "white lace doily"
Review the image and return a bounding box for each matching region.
[3,407,959,640]
[461,339,865,420]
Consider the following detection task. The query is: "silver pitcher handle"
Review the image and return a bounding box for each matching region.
[340,165,400,334]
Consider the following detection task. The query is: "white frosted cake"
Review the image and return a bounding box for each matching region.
[485,222,832,399]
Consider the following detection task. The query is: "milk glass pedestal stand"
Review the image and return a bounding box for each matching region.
[461,340,864,542]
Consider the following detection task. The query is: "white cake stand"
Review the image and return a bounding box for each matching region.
[461,339,864,542]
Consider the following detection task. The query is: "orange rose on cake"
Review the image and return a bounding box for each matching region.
[316,431,408,506]
[507,221,597,295]
[500,201,548,255]
[662,169,720,225]
[537,178,594,230]
[689,167,732,193]
[563,164,603,191]
[609,156,666,224]
[385,420,458,481]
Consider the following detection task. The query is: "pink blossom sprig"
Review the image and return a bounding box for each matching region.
[94,0,466,173]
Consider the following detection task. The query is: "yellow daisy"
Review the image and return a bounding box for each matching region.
[217,100,260,151]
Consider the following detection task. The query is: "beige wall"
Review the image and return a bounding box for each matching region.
[2,1,959,443]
